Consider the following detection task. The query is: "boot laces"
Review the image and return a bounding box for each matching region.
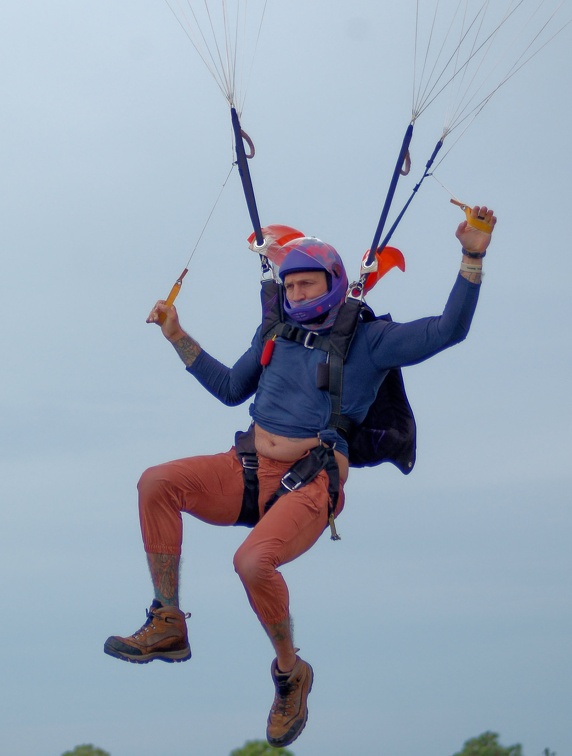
[132,608,157,639]
[131,607,191,640]
[271,680,297,717]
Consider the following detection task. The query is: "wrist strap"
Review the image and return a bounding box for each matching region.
[462,247,486,259]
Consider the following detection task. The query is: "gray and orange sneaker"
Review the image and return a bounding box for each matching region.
[266,655,314,747]
[104,600,191,664]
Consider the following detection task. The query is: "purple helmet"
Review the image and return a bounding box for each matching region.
[278,237,348,323]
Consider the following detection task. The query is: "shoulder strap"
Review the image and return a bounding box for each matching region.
[326,299,363,434]
[260,279,284,341]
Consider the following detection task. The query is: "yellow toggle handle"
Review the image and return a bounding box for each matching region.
[157,268,188,324]
[450,199,493,234]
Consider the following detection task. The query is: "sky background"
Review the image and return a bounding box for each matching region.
[1,2,571,755]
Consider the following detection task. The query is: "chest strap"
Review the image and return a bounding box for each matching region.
[273,322,330,351]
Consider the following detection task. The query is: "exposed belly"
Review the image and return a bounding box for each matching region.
[254,423,349,482]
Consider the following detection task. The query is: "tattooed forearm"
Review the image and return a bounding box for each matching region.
[172,334,202,368]
[460,267,483,284]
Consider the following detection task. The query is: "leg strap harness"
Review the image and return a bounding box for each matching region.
[234,425,341,540]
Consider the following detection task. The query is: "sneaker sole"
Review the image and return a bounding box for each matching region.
[103,641,192,664]
[266,664,314,748]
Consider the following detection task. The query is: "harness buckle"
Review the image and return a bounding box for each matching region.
[303,331,318,349]
[318,433,336,451]
[280,470,303,492]
[240,453,259,470]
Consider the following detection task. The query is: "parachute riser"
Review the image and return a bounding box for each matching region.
[366,122,414,266]
[377,137,444,252]
[230,106,264,248]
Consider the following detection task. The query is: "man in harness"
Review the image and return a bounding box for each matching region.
[104,205,496,748]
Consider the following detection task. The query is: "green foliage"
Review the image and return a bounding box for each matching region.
[229,739,294,756]
[451,731,522,756]
[61,746,111,756]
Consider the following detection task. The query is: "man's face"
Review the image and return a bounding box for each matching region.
[283,270,328,305]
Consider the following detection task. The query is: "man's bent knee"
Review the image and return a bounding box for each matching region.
[233,542,277,588]
[137,465,165,496]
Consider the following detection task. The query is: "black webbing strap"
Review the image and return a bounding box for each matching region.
[273,322,331,352]
[326,298,362,436]
[234,426,260,528]
[264,444,341,541]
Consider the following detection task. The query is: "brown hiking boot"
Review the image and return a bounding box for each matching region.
[266,655,314,747]
[104,600,191,664]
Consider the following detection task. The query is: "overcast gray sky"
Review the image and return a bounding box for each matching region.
[2,2,571,755]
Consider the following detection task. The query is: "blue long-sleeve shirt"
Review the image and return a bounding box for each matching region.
[187,274,480,457]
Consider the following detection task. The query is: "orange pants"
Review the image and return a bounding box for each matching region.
[138,448,345,626]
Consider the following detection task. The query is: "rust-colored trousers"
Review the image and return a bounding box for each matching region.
[138,448,345,626]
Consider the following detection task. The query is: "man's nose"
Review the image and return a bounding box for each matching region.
[291,285,305,301]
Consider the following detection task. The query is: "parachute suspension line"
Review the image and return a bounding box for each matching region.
[431,0,570,170]
[414,0,559,125]
[185,162,235,267]
[413,0,503,122]
[430,172,464,205]
[474,0,571,113]
[413,0,476,122]
[163,0,268,112]
[412,1,420,116]
[197,0,240,107]
[412,0,441,122]
[155,163,235,321]
[240,0,269,115]
[414,0,567,132]
[223,0,269,114]
[441,0,537,137]
[163,0,230,102]
[220,0,243,109]
[203,0,232,104]
[442,0,492,135]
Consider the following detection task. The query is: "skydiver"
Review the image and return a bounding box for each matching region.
[104,205,496,748]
